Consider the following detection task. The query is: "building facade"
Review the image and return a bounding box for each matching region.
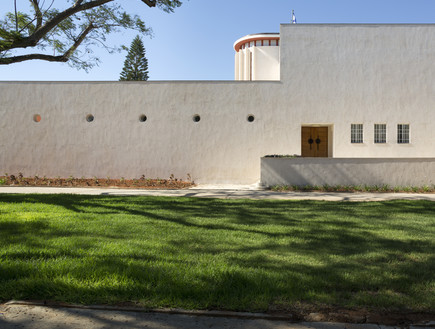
[1,24,434,184]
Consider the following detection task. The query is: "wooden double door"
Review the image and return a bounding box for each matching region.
[301,127,329,157]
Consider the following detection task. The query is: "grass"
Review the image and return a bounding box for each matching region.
[0,194,434,313]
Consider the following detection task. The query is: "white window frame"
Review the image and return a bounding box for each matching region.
[374,124,387,144]
[397,124,410,144]
[351,124,363,144]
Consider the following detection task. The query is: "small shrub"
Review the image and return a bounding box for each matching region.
[336,185,345,191]
[381,184,390,192]
[264,154,300,158]
[412,186,420,193]
[354,185,363,192]
[268,184,434,193]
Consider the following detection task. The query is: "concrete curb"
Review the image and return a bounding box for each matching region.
[4,300,296,322]
[5,301,435,327]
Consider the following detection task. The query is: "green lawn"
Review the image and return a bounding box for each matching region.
[0,194,434,313]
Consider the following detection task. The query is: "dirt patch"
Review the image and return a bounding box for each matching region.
[268,303,435,326]
[0,173,194,189]
[301,309,434,326]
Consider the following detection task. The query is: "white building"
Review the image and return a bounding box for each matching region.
[0,24,434,184]
[234,33,280,81]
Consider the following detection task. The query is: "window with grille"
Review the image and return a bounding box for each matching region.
[397,124,410,144]
[374,124,386,143]
[351,124,363,143]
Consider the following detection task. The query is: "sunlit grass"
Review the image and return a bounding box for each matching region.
[0,194,434,312]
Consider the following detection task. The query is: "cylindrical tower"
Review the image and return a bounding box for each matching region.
[233,33,280,81]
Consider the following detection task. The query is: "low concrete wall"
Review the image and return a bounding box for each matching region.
[261,158,435,187]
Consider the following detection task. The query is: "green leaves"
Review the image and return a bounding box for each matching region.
[157,0,183,13]
[0,12,33,52]
[0,0,183,69]
[119,35,149,81]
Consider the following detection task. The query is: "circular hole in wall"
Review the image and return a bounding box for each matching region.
[139,114,147,122]
[247,115,255,122]
[86,114,94,122]
[193,114,201,122]
[33,114,41,123]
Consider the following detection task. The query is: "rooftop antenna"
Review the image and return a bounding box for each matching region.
[292,10,297,24]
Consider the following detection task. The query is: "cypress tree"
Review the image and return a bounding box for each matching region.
[119,36,149,81]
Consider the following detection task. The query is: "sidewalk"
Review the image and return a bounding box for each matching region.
[0,303,408,329]
[0,185,434,201]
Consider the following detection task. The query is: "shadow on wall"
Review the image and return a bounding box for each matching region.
[261,157,435,187]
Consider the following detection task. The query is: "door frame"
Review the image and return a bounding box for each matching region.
[301,124,333,157]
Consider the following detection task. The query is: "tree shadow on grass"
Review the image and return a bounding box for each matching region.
[0,193,434,311]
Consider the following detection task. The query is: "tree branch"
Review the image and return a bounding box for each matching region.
[17,0,55,34]
[1,0,172,68]
[140,0,157,8]
[0,23,95,65]
[63,23,94,58]
[7,0,112,50]
[0,53,68,64]
[29,0,43,29]
[14,0,18,31]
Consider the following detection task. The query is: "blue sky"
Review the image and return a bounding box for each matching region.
[1,0,435,81]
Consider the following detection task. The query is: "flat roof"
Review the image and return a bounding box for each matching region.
[233,33,280,52]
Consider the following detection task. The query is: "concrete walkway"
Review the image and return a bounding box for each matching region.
[0,303,406,329]
[0,185,434,201]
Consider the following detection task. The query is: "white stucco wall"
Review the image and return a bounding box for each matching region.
[0,81,285,184]
[251,46,280,80]
[279,24,435,158]
[234,47,280,81]
[261,158,435,186]
[1,25,434,184]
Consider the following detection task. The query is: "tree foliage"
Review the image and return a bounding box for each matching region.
[119,35,149,81]
[0,0,182,70]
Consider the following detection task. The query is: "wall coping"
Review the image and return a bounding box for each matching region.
[0,81,283,85]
